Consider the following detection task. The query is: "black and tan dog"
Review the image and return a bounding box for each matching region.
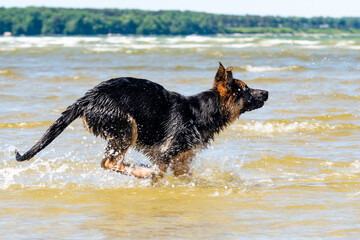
[15,63,268,178]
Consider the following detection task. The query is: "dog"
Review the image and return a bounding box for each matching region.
[15,62,268,178]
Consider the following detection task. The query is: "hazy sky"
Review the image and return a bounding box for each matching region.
[1,0,359,17]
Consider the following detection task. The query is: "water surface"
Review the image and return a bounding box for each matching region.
[0,35,359,239]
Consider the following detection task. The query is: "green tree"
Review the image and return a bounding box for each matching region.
[0,7,360,36]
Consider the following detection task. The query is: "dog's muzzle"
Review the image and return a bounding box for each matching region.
[244,89,269,111]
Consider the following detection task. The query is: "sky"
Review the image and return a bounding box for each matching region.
[1,0,359,18]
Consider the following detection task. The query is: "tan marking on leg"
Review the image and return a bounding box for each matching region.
[101,147,128,170]
[150,161,169,185]
[82,116,94,134]
[101,116,157,178]
[156,161,169,178]
[105,160,156,178]
[128,165,158,178]
[170,150,195,177]
[128,115,138,146]
[105,160,158,179]
[101,115,138,171]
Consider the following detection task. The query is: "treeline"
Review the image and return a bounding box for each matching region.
[1,7,360,35]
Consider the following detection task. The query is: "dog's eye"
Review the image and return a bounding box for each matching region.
[234,89,243,101]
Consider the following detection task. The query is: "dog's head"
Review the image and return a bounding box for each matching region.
[214,62,268,120]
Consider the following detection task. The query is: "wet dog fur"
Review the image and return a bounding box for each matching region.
[15,62,268,178]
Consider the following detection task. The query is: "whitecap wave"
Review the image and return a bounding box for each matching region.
[239,65,305,72]
[230,120,359,135]
[1,36,356,52]
[259,39,321,47]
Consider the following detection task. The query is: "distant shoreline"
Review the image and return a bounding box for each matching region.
[1,7,360,36]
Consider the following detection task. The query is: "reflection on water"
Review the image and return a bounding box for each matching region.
[0,35,359,239]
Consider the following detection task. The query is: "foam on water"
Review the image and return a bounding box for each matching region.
[0,121,54,129]
[237,65,306,72]
[2,142,360,191]
[0,147,153,190]
[230,119,360,135]
[259,39,322,47]
[223,43,255,48]
[346,45,360,50]
[1,35,359,53]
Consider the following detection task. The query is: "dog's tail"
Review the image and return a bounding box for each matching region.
[15,102,83,162]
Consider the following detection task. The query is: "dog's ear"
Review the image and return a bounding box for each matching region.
[225,66,234,86]
[214,62,226,86]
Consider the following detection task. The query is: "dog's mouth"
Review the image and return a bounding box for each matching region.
[245,101,265,112]
[250,101,265,110]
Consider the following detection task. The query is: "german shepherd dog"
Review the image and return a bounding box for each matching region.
[15,63,268,178]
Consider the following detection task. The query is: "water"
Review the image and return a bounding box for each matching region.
[0,35,359,239]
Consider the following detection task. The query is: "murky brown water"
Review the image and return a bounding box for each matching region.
[1,35,360,239]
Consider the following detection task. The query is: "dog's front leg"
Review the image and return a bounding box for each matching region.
[102,155,167,179]
[122,163,158,179]
[170,150,195,177]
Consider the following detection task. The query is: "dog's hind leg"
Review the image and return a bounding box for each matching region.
[100,142,129,172]
[100,116,158,178]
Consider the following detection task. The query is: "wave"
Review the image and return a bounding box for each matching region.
[222,43,255,48]
[259,39,321,47]
[296,93,360,102]
[0,121,54,129]
[0,67,22,78]
[298,113,358,122]
[334,40,360,50]
[345,46,360,50]
[241,155,360,186]
[335,40,355,47]
[235,65,307,72]
[170,35,256,43]
[230,119,360,135]
[0,69,12,76]
[106,65,203,71]
[242,155,360,171]
[1,36,359,52]
[250,77,289,83]
[2,117,358,135]
[43,75,99,83]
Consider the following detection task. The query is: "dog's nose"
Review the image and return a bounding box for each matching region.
[262,90,269,101]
